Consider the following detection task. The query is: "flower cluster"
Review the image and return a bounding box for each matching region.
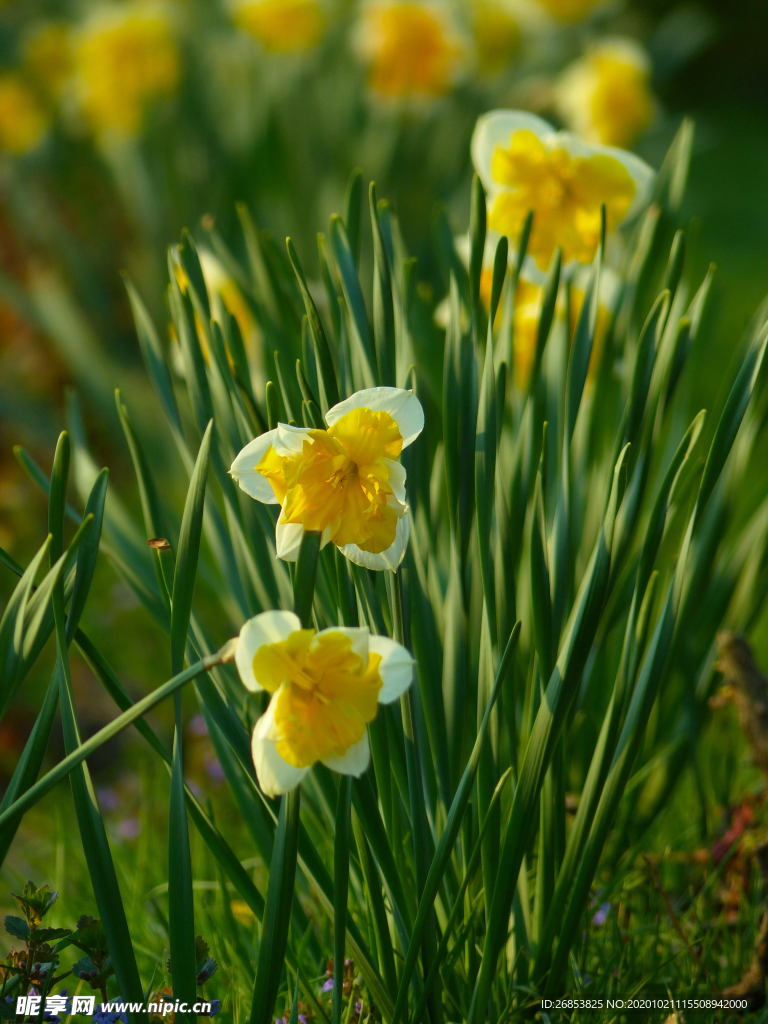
[0,0,659,156]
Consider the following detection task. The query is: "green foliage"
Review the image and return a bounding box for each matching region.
[3,119,768,1024]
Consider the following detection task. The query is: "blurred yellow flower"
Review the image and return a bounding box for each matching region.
[534,0,604,22]
[472,110,654,271]
[480,266,617,388]
[0,74,48,156]
[355,1,467,100]
[233,0,325,52]
[74,5,179,137]
[473,1,521,76]
[23,23,73,100]
[555,39,655,149]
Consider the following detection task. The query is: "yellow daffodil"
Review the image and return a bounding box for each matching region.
[235,610,414,795]
[472,110,654,273]
[23,22,73,101]
[354,1,467,101]
[555,39,655,149]
[534,0,604,22]
[0,74,49,156]
[233,0,325,52]
[231,387,424,570]
[74,5,179,138]
[472,0,521,76]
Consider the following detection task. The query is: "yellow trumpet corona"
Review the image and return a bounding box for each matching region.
[235,611,414,795]
[231,387,424,571]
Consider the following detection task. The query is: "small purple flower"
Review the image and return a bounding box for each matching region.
[298,1016,308,1024]
[189,715,208,737]
[97,787,120,810]
[117,818,141,840]
[355,1001,363,1015]
[322,978,334,993]
[200,1000,220,1017]
[592,902,610,927]
[204,753,225,783]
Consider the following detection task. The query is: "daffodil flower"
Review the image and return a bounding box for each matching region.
[233,0,326,54]
[555,39,655,149]
[74,4,180,138]
[471,110,654,273]
[353,0,467,101]
[235,610,414,796]
[0,74,49,156]
[230,386,424,570]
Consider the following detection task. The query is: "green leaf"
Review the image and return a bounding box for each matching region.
[468,175,486,334]
[350,812,397,996]
[4,917,29,941]
[370,183,397,388]
[0,677,59,868]
[488,235,507,330]
[286,238,340,412]
[345,169,364,268]
[66,468,109,644]
[527,248,561,398]
[469,443,629,1023]
[293,530,321,627]
[168,721,197,1022]
[333,777,352,1024]
[249,789,301,1024]
[56,619,147,1021]
[33,927,71,944]
[171,422,213,675]
[0,536,51,694]
[565,243,601,443]
[391,623,519,1024]
[330,216,377,387]
[0,653,218,832]
[123,274,183,437]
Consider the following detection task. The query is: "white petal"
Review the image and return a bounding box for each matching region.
[230,430,280,504]
[321,731,370,777]
[369,635,414,703]
[235,610,303,692]
[272,422,313,458]
[552,131,655,222]
[338,510,410,571]
[252,695,309,797]
[275,517,305,561]
[313,625,369,663]
[325,388,424,448]
[471,110,557,195]
[384,458,407,505]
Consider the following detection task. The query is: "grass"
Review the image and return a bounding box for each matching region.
[3,117,768,1023]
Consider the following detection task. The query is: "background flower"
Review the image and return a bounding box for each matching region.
[555,38,656,148]
[353,0,469,100]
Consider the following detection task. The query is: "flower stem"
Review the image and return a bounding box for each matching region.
[333,776,352,1024]
[293,531,321,628]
